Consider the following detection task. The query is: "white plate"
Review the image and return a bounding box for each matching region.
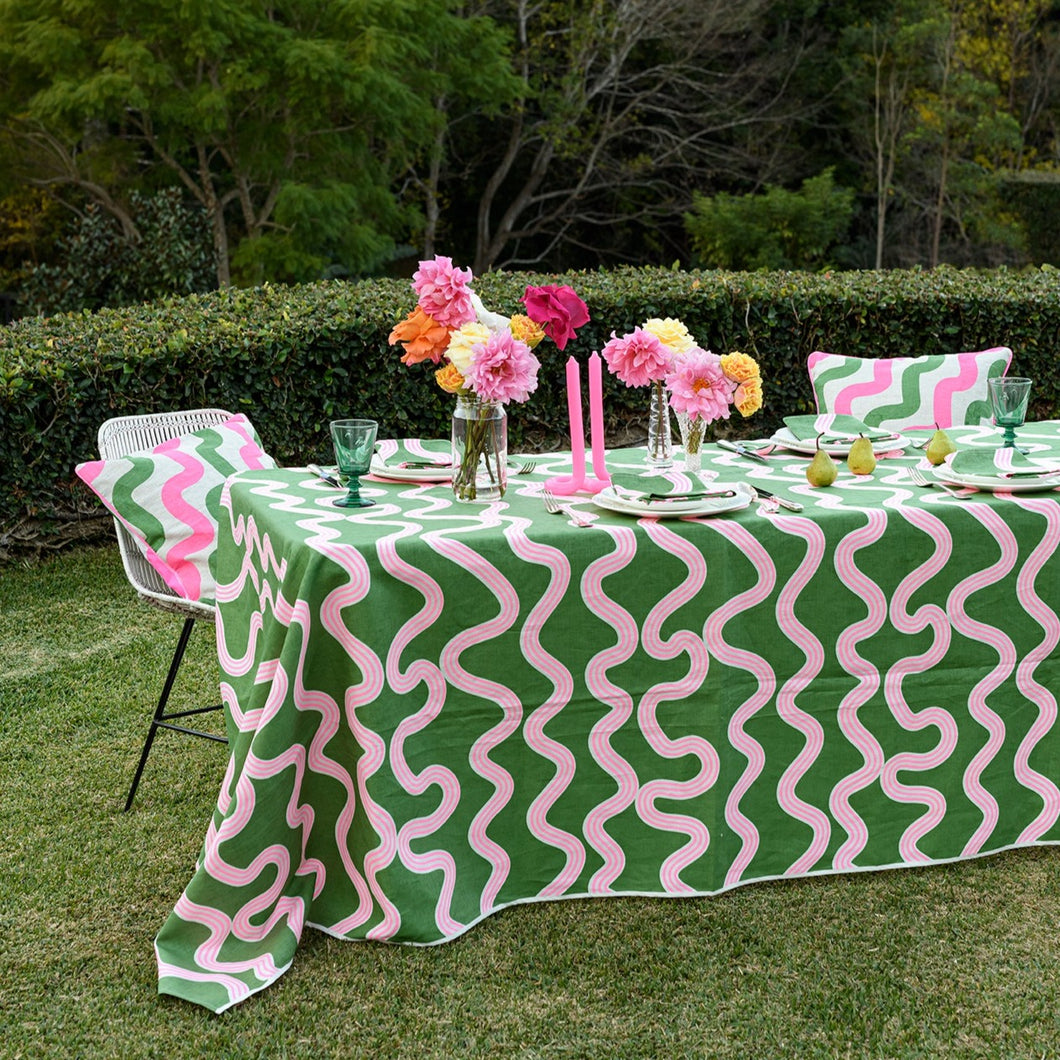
[933,467,1060,493]
[769,427,908,456]
[369,456,451,483]
[592,482,755,518]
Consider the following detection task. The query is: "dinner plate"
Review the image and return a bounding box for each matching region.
[769,427,908,456]
[592,482,755,518]
[369,456,452,482]
[933,466,1060,493]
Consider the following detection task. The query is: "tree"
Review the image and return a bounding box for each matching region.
[0,0,516,287]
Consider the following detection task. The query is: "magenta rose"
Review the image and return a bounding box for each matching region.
[521,284,590,351]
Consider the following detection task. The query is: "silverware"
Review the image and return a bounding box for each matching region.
[542,489,592,527]
[717,439,770,464]
[646,490,737,502]
[307,463,343,488]
[511,460,537,474]
[399,460,453,469]
[908,466,972,497]
[751,486,802,511]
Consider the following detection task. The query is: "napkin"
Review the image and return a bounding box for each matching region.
[783,414,894,442]
[609,471,731,499]
[376,438,451,467]
[948,448,1060,478]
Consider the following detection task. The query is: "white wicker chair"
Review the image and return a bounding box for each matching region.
[97,409,231,811]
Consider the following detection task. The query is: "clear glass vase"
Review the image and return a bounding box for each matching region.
[675,411,707,472]
[451,393,507,502]
[646,380,674,469]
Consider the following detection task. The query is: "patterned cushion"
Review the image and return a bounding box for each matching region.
[807,347,1013,431]
[76,414,275,605]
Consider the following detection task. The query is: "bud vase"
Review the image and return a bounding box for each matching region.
[451,393,507,502]
[676,412,707,472]
[646,380,674,469]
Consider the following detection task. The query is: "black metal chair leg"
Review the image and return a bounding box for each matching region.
[124,617,227,812]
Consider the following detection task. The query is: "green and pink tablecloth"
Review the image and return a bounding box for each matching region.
[156,425,1060,1011]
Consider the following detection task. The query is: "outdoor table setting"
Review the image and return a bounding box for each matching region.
[152,260,1060,1012]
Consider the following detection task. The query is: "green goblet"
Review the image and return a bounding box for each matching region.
[988,376,1032,449]
[330,418,378,507]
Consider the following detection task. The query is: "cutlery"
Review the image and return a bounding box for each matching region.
[511,460,537,474]
[399,459,453,469]
[717,439,770,464]
[645,489,737,502]
[908,466,972,497]
[542,489,592,527]
[307,463,343,488]
[751,486,802,511]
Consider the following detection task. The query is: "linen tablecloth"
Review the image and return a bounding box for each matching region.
[156,425,1060,1011]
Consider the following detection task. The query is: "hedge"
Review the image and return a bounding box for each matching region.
[2,264,1059,558]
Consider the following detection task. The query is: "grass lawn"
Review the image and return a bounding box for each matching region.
[3,545,1060,1059]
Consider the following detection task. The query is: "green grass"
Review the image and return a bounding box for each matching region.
[3,546,1060,1059]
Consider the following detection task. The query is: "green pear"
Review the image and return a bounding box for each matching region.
[806,434,838,486]
[925,426,957,466]
[847,434,876,476]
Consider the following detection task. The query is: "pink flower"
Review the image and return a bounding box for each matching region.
[413,256,475,328]
[665,347,732,422]
[467,330,540,404]
[600,327,671,388]
[521,284,590,351]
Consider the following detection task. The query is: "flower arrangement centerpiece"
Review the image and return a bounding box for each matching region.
[389,256,589,501]
[601,317,763,470]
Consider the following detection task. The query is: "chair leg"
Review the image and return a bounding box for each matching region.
[124,617,227,812]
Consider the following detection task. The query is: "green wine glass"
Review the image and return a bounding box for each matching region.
[988,376,1032,449]
[330,418,378,507]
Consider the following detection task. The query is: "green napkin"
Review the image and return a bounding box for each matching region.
[609,472,729,499]
[949,448,1060,477]
[783,414,894,442]
[378,438,451,466]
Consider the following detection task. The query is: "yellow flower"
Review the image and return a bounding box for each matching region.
[734,376,763,416]
[720,351,760,384]
[509,314,545,349]
[435,363,466,393]
[643,317,695,355]
[445,321,490,374]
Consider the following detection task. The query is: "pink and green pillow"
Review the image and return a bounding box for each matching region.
[76,414,275,606]
[807,347,1012,431]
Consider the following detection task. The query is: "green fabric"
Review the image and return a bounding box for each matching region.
[783,414,893,442]
[608,471,731,498]
[375,437,450,465]
[155,430,1060,1012]
[950,448,1060,477]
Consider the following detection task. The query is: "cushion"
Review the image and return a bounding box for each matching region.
[76,414,275,605]
[807,347,1013,431]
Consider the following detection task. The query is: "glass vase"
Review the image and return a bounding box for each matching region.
[451,393,507,502]
[646,380,674,469]
[676,412,707,472]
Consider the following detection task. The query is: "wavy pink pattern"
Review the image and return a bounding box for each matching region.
[932,353,981,428]
[830,509,888,869]
[884,507,960,860]
[584,526,641,893]
[155,442,212,599]
[506,525,587,898]
[704,520,778,886]
[770,516,832,874]
[832,359,895,415]
[1011,497,1060,841]
[637,521,717,892]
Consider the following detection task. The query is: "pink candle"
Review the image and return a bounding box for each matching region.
[588,351,609,484]
[566,355,586,480]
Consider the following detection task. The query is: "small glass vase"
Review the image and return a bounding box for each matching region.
[451,393,507,502]
[676,412,708,472]
[646,380,674,469]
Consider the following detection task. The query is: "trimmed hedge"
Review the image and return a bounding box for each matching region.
[2,265,1059,557]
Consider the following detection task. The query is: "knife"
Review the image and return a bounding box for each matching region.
[752,486,803,511]
[646,489,737,502]
[399,460,453,469]
[717,439,770,464]
[307,463,343,488]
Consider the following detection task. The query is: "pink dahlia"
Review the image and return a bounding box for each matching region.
[467,330,540,404]
[413,255,475,328]
[521,284,590,351]
[600,327,671,388]
[665,347,732,422]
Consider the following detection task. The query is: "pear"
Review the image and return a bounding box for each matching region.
[806,434,838,486]
[847,434,876,476]
[925,425,957,466]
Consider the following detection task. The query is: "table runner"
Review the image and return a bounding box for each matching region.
[156,425,1060,1011]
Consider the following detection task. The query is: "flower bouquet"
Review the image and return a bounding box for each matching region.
[389,256,589,500]
[601,317,763,470]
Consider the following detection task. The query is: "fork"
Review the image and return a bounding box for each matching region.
[542,489,592,527]
[511,460,536,474]
[908,466,970,497]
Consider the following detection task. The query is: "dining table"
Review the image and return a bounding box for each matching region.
[155,422,1060,1012]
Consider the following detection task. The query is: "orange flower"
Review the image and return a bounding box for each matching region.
[720,350,760,384]
[509,314,545,349]
[388,307,451,365]
[435,362,465,393]
[734,376,763,416]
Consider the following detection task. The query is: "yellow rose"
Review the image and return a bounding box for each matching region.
[720,351,760,384]
[445,321,490,374]
[509,314,545,349]
[643,317,695,355]
[435,363,466,393]
[734,376,763,416]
